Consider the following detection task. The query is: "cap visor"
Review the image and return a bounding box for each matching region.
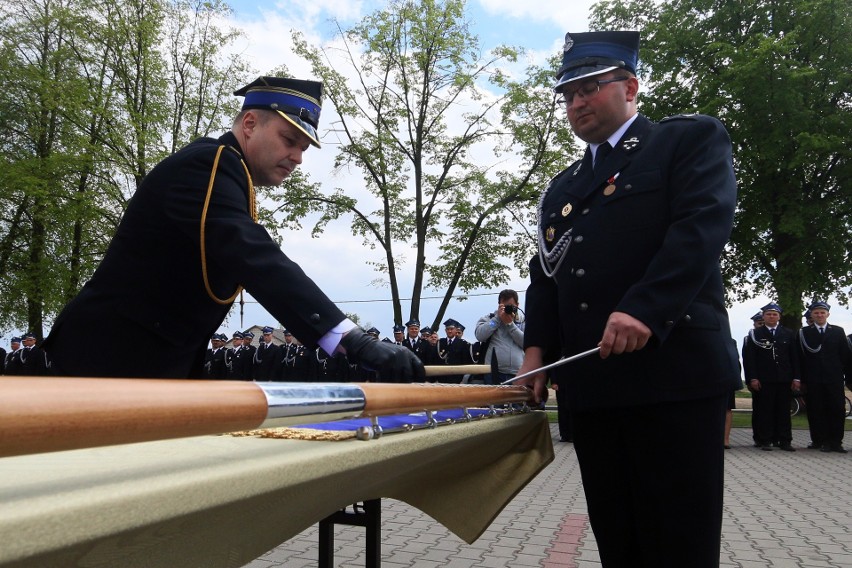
[276,111,321,148]
[554,65,618,92]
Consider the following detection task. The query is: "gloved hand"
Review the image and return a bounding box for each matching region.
[339,328,425,383]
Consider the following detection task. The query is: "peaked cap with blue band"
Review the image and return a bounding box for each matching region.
[234,77,323,148]
[554,31,640,92]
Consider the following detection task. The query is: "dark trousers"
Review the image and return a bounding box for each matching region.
[752,382,792,445]
[572,395,727,568]
[805,382,846,447]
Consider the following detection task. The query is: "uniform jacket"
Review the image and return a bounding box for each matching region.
[798,324,848,385]
[44,132,346,378]
[524,114,741,410]
[742,325,800,384]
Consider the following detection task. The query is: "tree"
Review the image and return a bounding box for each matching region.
[591,0,852,327]
[0,0,249,337]
[282,0,575,329]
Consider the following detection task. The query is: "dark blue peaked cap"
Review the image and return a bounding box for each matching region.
[761,302,783,314]
[750,312,764,322]
[443,318,461,329]
[234,76,323,148]
[808,300,830,311]
[555,31,640,92]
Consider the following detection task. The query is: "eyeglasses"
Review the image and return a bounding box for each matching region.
[556,77,629,108]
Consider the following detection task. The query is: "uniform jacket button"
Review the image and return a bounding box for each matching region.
[579,302,589,311]
[683,315,692,322]
[575,268,585,277]
[665,320,674,327]
[574,235,584,243]
[310,313,321,323]
[581,208,590,215]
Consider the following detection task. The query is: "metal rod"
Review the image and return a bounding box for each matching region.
[500,347,601,385]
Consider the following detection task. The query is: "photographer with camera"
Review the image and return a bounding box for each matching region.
[474,289,525,385]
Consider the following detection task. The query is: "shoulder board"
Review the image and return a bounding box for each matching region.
[660,114,700,123]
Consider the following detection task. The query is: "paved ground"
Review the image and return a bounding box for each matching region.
[244,420,851,568]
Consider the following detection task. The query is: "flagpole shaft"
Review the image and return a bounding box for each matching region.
[0,377,533,458]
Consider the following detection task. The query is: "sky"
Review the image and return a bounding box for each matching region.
[206,0,852,344]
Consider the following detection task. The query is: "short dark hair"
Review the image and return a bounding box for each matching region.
[498,289,518,303]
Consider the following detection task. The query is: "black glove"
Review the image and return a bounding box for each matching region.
[340,328,425,383]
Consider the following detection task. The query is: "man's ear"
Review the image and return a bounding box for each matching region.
[625,76,640,102]
[241,110,259,136]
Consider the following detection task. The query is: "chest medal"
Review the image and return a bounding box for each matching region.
[546,226,556,242]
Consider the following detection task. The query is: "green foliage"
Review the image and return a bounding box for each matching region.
[0,0,249,337]
[290,0,575,328]
[591,0,852,325]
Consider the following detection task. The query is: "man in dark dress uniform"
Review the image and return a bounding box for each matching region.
[743,303,799,451]
[203,333,228,379]
[253,326,280,381]
[515,32,741,567]
[797,301,849,452]
[3,337,22,374]
[279,331,312,380]
[437,319,470,383]
[42,77,422,383]
[403,319,421,354]
[19,332,46,376]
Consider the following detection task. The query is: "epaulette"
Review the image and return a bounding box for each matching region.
[660,114,700,123]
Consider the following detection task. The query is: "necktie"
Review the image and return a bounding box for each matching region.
[819,327,825,335]
[594,142,612,172]
[770,328,775,336]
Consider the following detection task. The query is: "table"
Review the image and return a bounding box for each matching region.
[0,411,553,567]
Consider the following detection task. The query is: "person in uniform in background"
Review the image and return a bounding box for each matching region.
[253,326,280,381]
[227,331,253,380]
[515,31,741,567]
[19,332,46,376]
[404,320,421,353]
[42,76,422,383]
[797,301,849,453]
[280,331,312,380]
[241,331,257,378]
[4,337,22,374]
[391,325,405,345]
[204,333,229,379]
[314,346,349,381]
[742,303,799,451]
[438,319,470,384]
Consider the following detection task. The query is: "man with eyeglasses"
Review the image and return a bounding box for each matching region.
[516,31,740,567]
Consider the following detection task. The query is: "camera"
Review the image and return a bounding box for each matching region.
[504,305,517,315]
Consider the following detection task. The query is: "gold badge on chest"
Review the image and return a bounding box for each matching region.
[561,203,572,217]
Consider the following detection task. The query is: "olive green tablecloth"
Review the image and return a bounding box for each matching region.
[0,411,553,567]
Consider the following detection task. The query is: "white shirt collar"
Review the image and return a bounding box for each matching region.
[591,113,639,160]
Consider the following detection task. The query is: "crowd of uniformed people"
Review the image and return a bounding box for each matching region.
[200,318,487,383]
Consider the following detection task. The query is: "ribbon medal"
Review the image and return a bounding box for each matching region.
[603,172,621,196]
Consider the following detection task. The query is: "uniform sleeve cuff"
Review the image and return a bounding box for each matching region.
[318,319,358,354]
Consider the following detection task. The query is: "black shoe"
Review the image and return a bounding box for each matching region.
[820,445,833,453]
[761,444,773,451]
[807,443,821,449]
[779,444,796,452]
[831,445,848,454]
[724,445,731,450]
